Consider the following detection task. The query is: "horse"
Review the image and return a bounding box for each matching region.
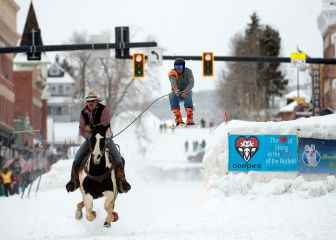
[75,131,119,227]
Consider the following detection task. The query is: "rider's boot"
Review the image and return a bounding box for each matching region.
[66,140,91,192]
[66,164,80,192]
[186,107,195,126]
[115,163,131,193]
[172,108,184,126]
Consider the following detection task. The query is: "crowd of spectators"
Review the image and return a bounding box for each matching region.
[0,144,65,197]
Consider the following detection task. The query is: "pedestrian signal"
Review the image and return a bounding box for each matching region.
[133,53,145,79]
[202,52,214,77]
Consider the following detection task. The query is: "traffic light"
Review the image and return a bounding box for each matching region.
[202,52,214,77]
[132,53,145,79]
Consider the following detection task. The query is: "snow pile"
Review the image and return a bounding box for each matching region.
[206,174,336,198]
[203,114,336,196]
[37,159,73,192]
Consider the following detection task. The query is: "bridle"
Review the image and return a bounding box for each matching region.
[83,133,115,183]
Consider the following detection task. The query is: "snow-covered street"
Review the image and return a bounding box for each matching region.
[1,122,336,240]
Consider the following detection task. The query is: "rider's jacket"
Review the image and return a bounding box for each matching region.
[80,103,111,137]
[168,67,194,92]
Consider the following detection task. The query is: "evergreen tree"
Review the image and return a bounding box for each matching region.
[218,12,288,120]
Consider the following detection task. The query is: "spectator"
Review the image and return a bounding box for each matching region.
[184,140,189,152]
[193,140,199,152]
[0,167,13,197]
[201,139,206,149]
[200,118,206,128]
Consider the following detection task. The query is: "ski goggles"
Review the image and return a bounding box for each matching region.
[174,64,184,70]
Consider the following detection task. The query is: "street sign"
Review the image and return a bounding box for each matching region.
[290,52,307,70]
[311,65,321,116]
[115,26,130,58]
[147,48,163,65]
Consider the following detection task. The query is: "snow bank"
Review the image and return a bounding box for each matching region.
[206,174,336,198]
[203,114,336,197]
[37,159,72,192]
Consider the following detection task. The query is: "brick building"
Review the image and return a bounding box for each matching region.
[0,0,20,152]
[318,0,336,110]
[13,3,48,146]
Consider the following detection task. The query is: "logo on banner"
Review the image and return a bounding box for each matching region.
[235,136,259,162]
[302,144,321,167]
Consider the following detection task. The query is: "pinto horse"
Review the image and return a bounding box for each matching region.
[75,132,118,227]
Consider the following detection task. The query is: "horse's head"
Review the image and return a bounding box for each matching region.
[89,132,106,165]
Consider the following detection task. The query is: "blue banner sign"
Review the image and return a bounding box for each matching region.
[299,138,336,173]
[228,135,298,172]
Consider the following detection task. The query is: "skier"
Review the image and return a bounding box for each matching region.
[65,91,131,194]
[168,58,195,126]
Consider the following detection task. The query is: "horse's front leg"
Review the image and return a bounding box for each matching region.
[75,201,84,220]
[103,191,118,227]
[84,194,96,221]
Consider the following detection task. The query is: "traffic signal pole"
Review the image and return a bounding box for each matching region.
[1,25,336,65]
[0,42,157,55]
[161,55,336,65]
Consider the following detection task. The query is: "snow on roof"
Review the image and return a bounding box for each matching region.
[279,101,298,113]
[47,118,79,144]
[48,96,73,104]
[13,52,49,65]
[285,90,310,101]
[47,72,74,84]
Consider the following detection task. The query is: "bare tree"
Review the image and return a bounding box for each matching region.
[66,30,161,122]
[66,31,94,99]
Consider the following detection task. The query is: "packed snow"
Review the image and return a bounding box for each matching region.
[1,113,336,240]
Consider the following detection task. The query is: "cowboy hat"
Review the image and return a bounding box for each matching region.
[85,91,100,102]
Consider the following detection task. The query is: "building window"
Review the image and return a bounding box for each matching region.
[324,34,329,50]
[58,85,64,95]
[56,106,62,115]
[51,86,56,93]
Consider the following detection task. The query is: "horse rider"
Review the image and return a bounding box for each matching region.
[66,91,131,193]
[168,58,195,126]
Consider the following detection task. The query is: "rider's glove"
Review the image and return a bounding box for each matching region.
[105,137,112,146]
[181,89,188,98]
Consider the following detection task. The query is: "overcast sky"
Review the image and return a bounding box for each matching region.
[15,0,324,92]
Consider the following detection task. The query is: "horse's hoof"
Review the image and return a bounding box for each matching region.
[75,209,83,220]
[86,211,96,222]
[104,221,111,228]
[112,212,119,222]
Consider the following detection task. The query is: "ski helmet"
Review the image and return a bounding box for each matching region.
[174,58,185,70]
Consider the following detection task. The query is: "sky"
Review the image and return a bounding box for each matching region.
[14,0,324,92]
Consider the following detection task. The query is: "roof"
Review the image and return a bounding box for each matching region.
[48,96,74,104]
[13,52,49,65]
[285,90,311,102]
[47,62,75,84]
[279,101,298,113]
[20,2,43,46]
[47,74,75,84]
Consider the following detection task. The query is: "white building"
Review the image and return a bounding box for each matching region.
[47,57,79,122]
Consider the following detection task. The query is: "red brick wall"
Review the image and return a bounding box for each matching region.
[13,70,47,143]
[13,71,33,118]
[41,99,47,142]
[323,29,336,109]
[0,54,14,129]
